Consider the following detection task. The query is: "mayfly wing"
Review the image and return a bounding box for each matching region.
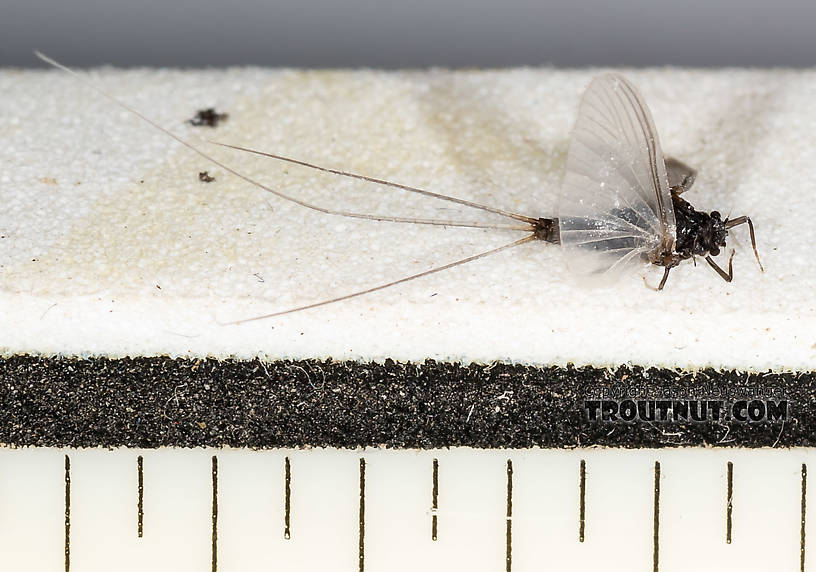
[558,73,675,277]
[664,156,697,194]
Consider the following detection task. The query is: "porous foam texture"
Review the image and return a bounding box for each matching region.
[1,67,813,370]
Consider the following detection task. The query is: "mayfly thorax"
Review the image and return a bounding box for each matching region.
[36,53,763,322]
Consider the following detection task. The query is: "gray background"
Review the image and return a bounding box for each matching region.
[4,0,816,68]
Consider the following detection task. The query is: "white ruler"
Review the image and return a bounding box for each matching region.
[0,448,809,572]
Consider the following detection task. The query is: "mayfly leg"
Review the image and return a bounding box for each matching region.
[705,250,736,283]
[656,267,671,291]
[35,51,536,233]
[725,216,764,272]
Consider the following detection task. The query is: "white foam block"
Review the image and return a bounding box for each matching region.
[0,67,813,370]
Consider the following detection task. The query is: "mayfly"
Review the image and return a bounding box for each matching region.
[36,53,762,323]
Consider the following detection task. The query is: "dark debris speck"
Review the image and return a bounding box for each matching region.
[188,108,228,128]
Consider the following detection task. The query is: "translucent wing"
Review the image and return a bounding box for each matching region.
[665,156,697,193]
[558,74,675,277]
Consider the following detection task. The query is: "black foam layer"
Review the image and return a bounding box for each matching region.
[0,356,811,448]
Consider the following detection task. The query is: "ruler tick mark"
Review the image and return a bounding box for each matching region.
[64,455,70,572]
[212,456,218,572]
[726,461,733,544]
[431,458,439,541]
[579,459,586,543]
[653,461,661,572]
[284,456,291,540]
[137,455,144,538]
[802,463,807,572]
[359,458,366,572]
[506,459,513,572]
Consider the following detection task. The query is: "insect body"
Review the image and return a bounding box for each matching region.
[649,155,762,288]
[36,53,762,321]
[555,73,762,290]
[664,167,762,289]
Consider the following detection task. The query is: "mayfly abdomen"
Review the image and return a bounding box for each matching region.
[558,216,641,252]
[560,206,655,251]
[608,207,653,229]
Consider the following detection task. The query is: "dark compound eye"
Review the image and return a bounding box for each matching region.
[710,247,720,256]
[711,211,721,220]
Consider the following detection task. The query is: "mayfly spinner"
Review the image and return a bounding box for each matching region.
[36,53,762,322]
